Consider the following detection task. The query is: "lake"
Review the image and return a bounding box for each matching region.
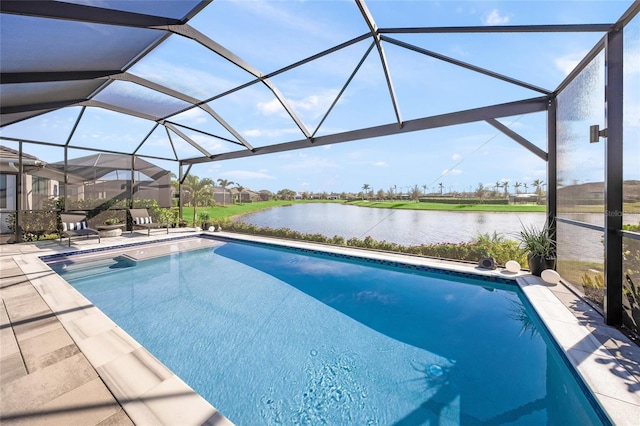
[235,203,545,246]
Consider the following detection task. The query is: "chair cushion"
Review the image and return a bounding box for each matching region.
[63,221,87,231]
[134,216,153,225]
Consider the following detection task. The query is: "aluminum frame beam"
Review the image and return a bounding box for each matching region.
[556,37,606,94]
[355,0,403,127]
[313,42,377,138]
[379,24,615,34]
[382,36,552,95]
[604,28,624,326]
[0,0,194,28]
[1,99,86,115]
[1,70,121,84]
[159,24,311,139]
[547,98,557,236]
[164,122,212,158]
[164,121,246,148]
[485,118,548,160]
[79,100,159,122]
[110,73,254,151]
[183,97,548,164]
[164,126,180,161]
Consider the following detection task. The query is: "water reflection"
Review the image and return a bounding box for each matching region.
[238,203,544,245]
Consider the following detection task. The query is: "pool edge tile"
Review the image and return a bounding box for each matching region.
[9,233,639,425]
[517,276,640,426]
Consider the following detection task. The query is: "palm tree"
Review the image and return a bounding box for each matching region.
[523,183,529,194]
[217,178,235,205]
[514,181,522,194]
[234,183,245,203]
[502,180,509,197]
[532,179,544,196]
[362,184,370,200]
[438,182,444,195]
[411,184,421,202]
[182,174,214,226]
[422,184,427,196]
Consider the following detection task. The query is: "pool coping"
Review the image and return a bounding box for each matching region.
[4,231,640,425]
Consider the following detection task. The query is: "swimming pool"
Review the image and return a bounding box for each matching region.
[49,237,609,425]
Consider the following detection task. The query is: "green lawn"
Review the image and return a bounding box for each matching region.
[181,200,343,223]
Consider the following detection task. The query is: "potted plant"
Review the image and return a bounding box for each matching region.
[197,211,211,230]
[518,222,556,276]
[104,217,120,225]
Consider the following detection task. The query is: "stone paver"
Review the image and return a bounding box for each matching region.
[2,232,639,425]
[1,231,230,426]
[1,252,134,426]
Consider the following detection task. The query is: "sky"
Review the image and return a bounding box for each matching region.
[1,0,638,195]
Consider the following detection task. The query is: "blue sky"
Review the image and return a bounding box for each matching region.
[1,0,638,195]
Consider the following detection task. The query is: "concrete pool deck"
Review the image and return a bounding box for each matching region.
[1,231,639,425]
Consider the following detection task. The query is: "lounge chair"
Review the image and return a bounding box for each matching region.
[60,213,101,247]
[128,208,168,236]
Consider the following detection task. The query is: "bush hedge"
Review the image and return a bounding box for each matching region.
[219,220,527,266]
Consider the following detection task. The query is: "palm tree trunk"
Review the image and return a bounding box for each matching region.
[193,205,197,227]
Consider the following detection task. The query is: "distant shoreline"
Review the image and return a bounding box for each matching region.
[183,200,546,224]
[346,200,546,212]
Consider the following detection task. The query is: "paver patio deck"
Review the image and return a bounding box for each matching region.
[1,230,639,425]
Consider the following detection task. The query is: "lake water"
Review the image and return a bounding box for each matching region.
[237,204,640,262]
[235,203,545,246]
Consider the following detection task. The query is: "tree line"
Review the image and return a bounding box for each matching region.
[357,179,546,201]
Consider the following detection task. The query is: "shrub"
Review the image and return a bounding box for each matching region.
[222,222,527,266]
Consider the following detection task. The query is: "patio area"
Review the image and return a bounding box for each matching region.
[1,232,640,425]
[0,231,232,425]
[1,0,639,424]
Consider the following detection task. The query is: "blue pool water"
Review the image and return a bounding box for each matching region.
[51,239,608,425]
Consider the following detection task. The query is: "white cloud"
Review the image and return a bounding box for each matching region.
[256,98,283,116]
[190,134,225,152]
[172,108,208,124]
[372,161,388,167]
[452,153,462,161]
[482,9,510,25]
[289,91,339,119]
[554,52,587,76]
[258,90,339,120]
